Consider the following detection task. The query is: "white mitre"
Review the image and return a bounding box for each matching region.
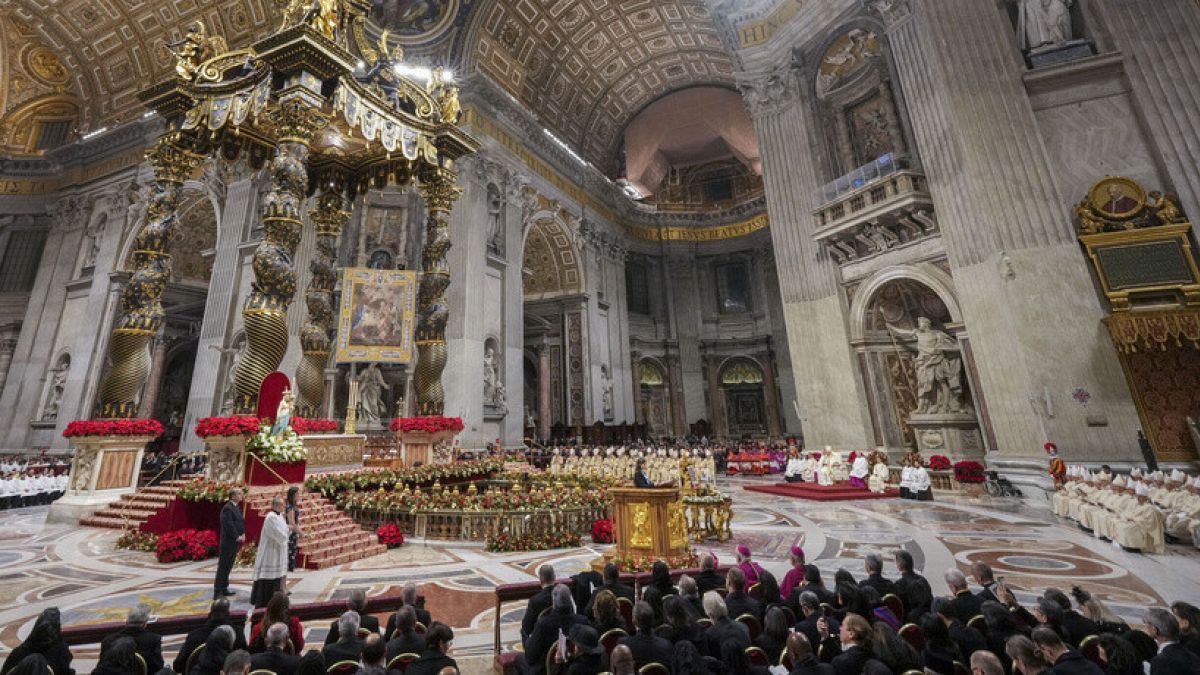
[1135,481,1150,497]
[1112,475,1126,487]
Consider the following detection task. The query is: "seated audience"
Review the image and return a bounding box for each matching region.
[868,622,919,673]
[973,562,1001,603]
[1044,588,1100,647]
[91,636,139,675]
[618,601,671,671]
[521,564,557,640]
[932,595,986,659]
[859,554,895,598]
[1095,633,1142,675]
[945,568,984,623]
[754,606,790,663]
[324,589,379,644]
[823,613,873,675]
[920,613,962,673]
[591,590,625,635]
[585,563,634,617]
[99,604,164,675]
[1071,587,1127,634]
[220,650,250,675]
[1172,601,1200,656]
[700,591,750,658]
[384,583,432,638]
[1144,608,1200,674]
[784,632,834,675]
[385,606,426,662]
[525,585,590,675]
[608,645,634,675]
[174,599,245,673]
[559,624,604,675]
[657,595,703,649]
[360,633,386,670]
[407,622,456,675]
[321,611,365,665]
[676,575,703,620]
[294,650,325,675]
[6,654,52,675]
[647,560,675,598]
[249,591,305,654]
[796,591,838,652]
[1031,626,1104,675]
[723,567,762,621]
[892,551,932,622]
[249,623,301,675]
[780,546,807,602]
[694,554,724,595]
[1006,635,1051,675]
[734,544,765,586]
[1,607,73,675]
[190,625,235,675]
[970,651,1006,675]
[670,640,707,675]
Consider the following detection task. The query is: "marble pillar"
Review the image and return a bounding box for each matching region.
[760,350,783,437]
[738,67,873,449]
[181,175,257,451]
[537,342,551,440]
[870,0,1141,477]
[137,336,169,419]
[0,332,17,394]
[665,354,687,438]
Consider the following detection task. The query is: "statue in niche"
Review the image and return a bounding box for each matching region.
[486,184,504,255]
[355,363,390,425]
[1009,0,1074,51]
[368,249,393,269]
[494,381,507,415]
[525,405,536,429]
[42,361,68,421]
[483,344,500,407]
[81,213,106,271]
[601,364,614,421]
[887,317,966,415]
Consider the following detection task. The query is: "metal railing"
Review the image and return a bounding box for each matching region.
[821,154,911,203]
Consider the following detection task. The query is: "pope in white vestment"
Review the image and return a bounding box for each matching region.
[251,496,292,606]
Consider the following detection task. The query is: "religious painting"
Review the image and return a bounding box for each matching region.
[1087,176,1145,220]
[370,0,457,37]
[816,29,881,97]
[848,95,894,167]
[335,267,417,364]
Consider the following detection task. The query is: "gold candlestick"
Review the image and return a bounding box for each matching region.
[346,379,359,434]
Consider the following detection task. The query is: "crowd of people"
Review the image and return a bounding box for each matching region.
[511,547,1198,675]
[0,452,67,509]
[1052,465,1200,554]
[0,585,458,675]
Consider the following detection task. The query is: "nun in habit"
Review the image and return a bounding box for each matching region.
[250,496,292,607]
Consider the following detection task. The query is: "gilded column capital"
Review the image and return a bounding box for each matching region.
[735,66,801,119]
[419,171,463,211]
[309,190,351,236]
[867,0,915,31]
[266,99,330,145]
[145,134,203,185]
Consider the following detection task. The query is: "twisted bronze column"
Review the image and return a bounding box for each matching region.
[231,101,327,413]
[296,190,347,417]
[414,170,461,416]
[98,134,201,418]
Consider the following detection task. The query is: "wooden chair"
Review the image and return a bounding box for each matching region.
[414,621,427,634]
[967,614,987,635]
[898,623,925,651]
[134,653,148,675]
[696,618,713,629]
[953,661,969,675]
[778,606,797,625]
[600,628,627,656]
[780,648,794,671]
[386,652,420,672]
[747,583,763,601]
[745,646,769,666]
[249,671,279,675]
[881,593,905,622]
[736,613,762,641]
[637,663,670,675]
[356,627,372,639]
[818,603,835,616]
[185,644,205,674]
[1079,635,1102,666]
[327,660,360,674]
[617,597,634,628]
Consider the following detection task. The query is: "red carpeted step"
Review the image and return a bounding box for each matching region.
[744,482,900,502]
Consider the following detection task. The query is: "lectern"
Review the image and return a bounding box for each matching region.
[607,487,691,563]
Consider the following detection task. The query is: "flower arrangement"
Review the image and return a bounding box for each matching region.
[177,478,246,503]
[591,518,614,543]
[291,417,339,434]
[953,460,986,484]
[390,416,465,434]
[235,542,257,567]
[928,455,951,471]
[485,529,582,552]
[304,459,503,498]
[338,485,609,514]
[155,528,219,563]
[376,524,405,548]
[116,529,158,552]
[194,416,262,438]
[246,424,307,463]
[63,419,164,438]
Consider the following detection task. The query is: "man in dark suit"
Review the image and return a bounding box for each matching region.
[321,611,365,665]
[172,598,246,673]
[932,597,987,660]
[214,488,245,598]
[1044,588,1099,648]
[723,567,762,621]
[324,589,379,645]
[700,591,750,658]
[523,585,590,675]
[385,583,432,639]
[945,568,984,623]
[892,551,932,622]
[859,553,896,599]
[407,623,458,675]
[972,562,1000,604]
[249,622,302,675]
[1031,626,1104,675]
[1145,608,1200,675]
[694,554,724,595]
[795,591,839,653]
[99,604,163,675]
[618,601,672,670]
[584,563,634,617]
[784,632,835,675]
[522,564,557,640]
[386,606,427,661]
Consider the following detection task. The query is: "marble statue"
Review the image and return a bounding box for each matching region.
[493,381,507,414]
[486,184,504,255]
[889,317,965,414]
[271,388,294,436]
[483,345,499,406]
[356,363,390,425]
[1010,0,1074,51]
[42,364,67,421]
[601,364,614,421]
[525,405,536,429]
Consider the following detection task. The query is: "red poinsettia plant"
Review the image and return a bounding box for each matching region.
[195,416,262,438]
[390,416,465,433]
[376,524,405,548]
[155,528,219,563]
[928,455,951,471]
[591,519,614,544]
[63,419,164,438]
[292,417,339,434]
[953,460,987,484]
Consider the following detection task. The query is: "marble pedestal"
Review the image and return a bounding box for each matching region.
[204,436,248,483]
[909,413,984,462]
[46,434,155,524]
[1027,39,1095,68]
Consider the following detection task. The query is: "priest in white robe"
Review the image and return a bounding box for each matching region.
[849,453,869,489]
[868,453,890,494]
[251,495,292,607]
[1113,483,1166,554]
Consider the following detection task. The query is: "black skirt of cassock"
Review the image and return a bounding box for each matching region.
[250,577,282,607]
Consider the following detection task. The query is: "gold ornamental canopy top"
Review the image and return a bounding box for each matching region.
[143,0,477,196]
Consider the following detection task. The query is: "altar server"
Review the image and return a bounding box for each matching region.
[251,496,291,606]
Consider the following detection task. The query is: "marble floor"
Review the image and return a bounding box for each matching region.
[2,475,1199,674]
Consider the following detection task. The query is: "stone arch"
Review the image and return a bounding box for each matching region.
[849,264,962,342]
[717,356,769,437]
[637,358,671,437]
[119,185,219,286]
[520,212,583,299]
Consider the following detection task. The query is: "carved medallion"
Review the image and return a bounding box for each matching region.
[26,47,70,86]
[1087,176,1145,220]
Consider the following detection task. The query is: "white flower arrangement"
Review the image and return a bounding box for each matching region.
[246,423,307,463]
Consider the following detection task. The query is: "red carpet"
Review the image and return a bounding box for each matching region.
[743,481,898,502]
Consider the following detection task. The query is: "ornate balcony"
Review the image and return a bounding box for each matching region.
[812,155,938,265]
